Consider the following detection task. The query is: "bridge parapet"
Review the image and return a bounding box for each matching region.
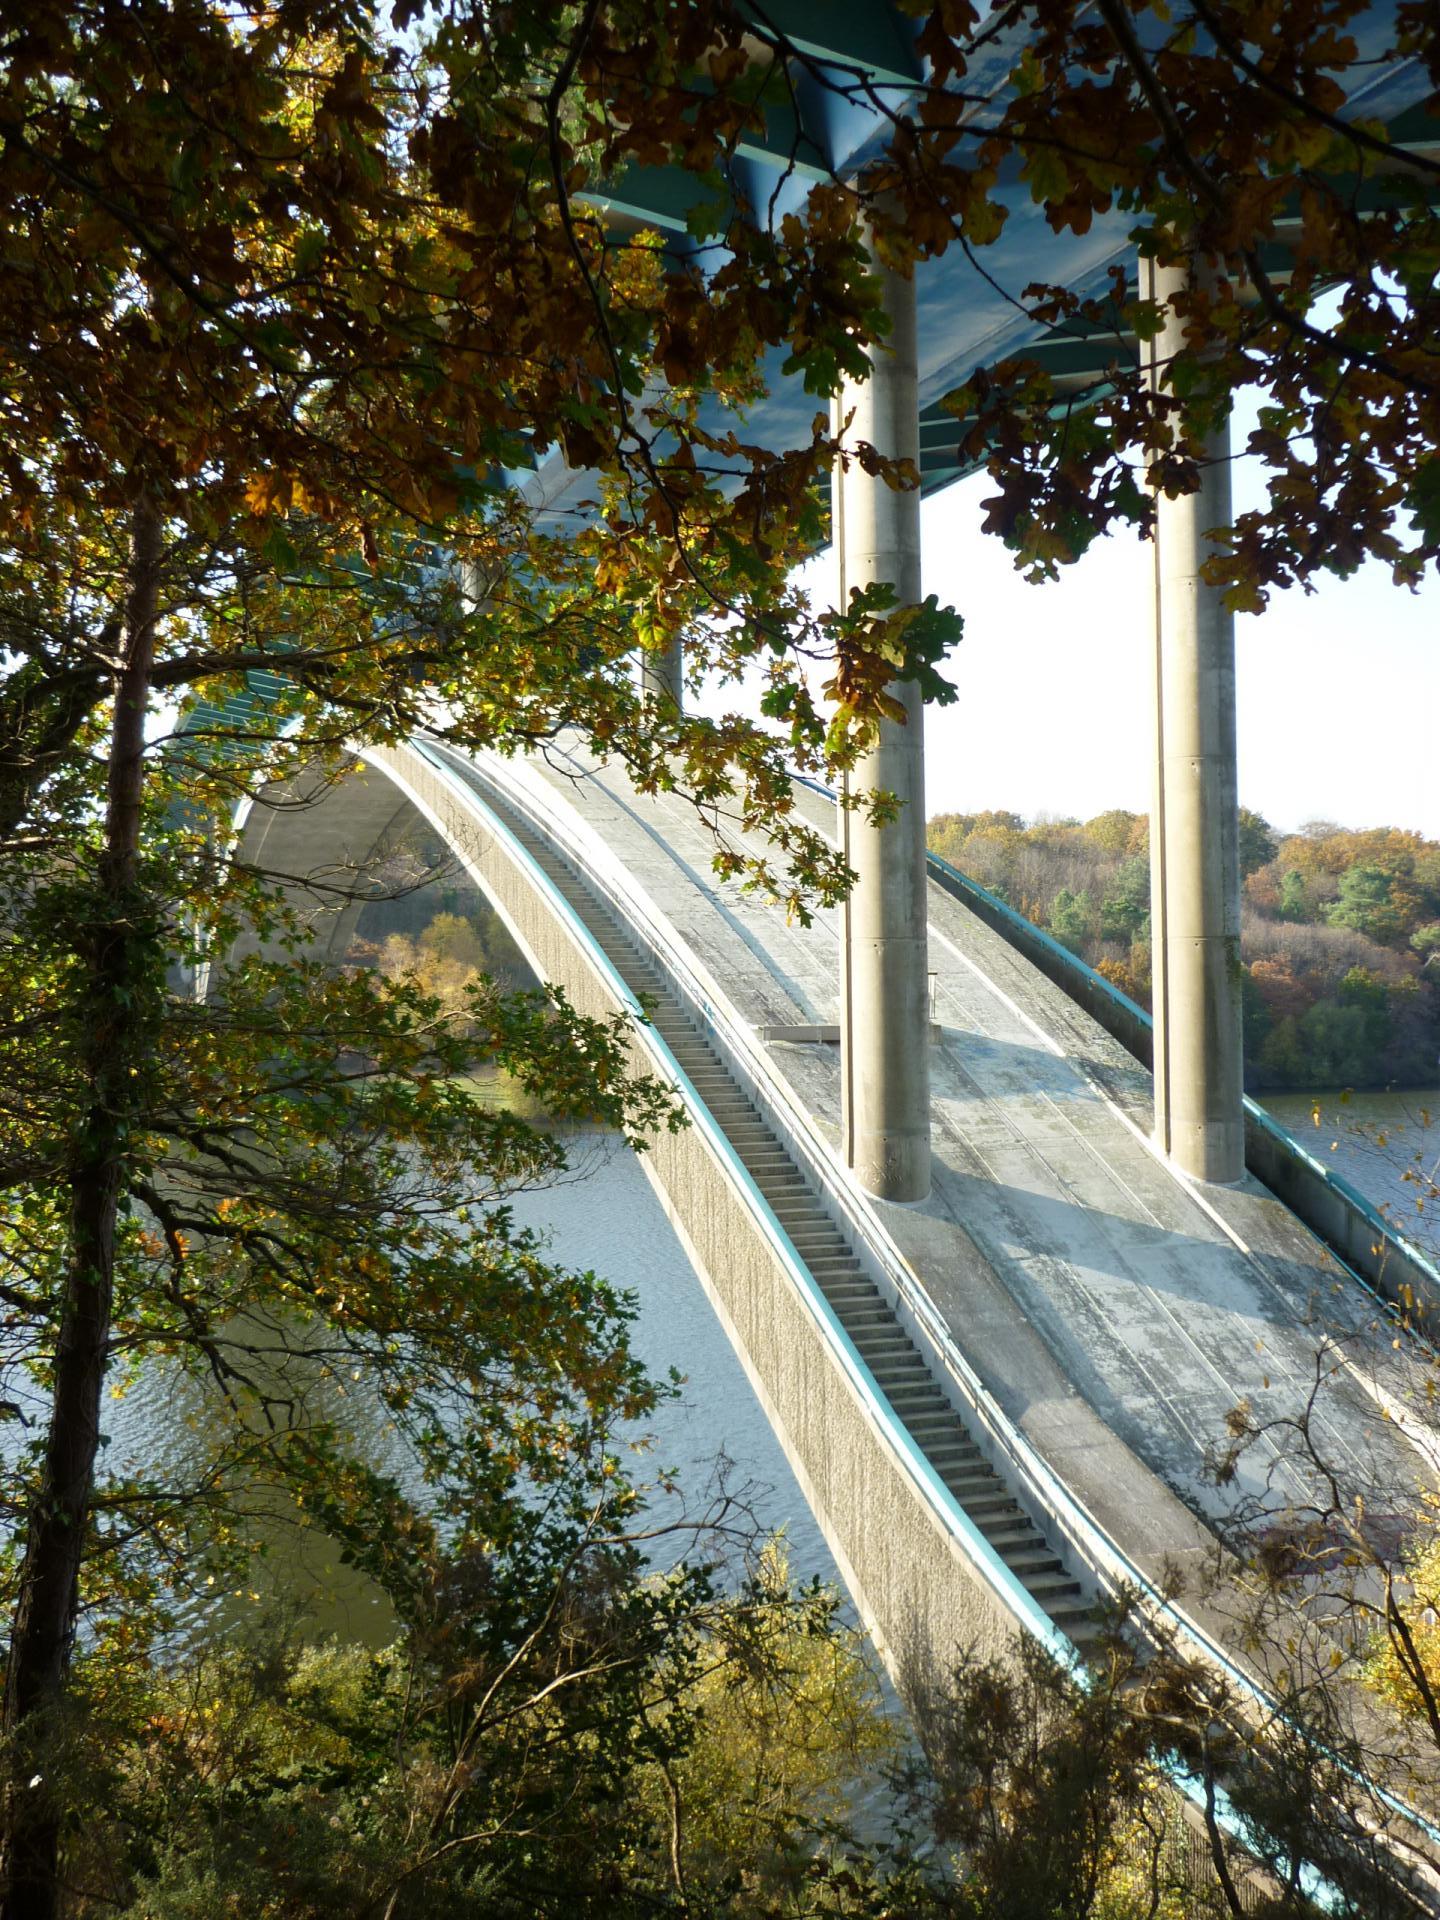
[468,748,1200,1634]
[229,737,1440,1901]
[390,738,1081,1672]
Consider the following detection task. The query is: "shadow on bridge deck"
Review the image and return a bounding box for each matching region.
[502,739,1435,1594]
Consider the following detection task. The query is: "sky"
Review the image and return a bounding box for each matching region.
[789,417,1439,841]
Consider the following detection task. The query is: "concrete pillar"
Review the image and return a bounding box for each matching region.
[1144,256,1245,1184]
[640,636,683,715]
[835,243,930,1203]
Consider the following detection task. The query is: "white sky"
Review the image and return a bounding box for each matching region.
[787,404,1438,840]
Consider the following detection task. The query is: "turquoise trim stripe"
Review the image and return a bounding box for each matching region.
[413,740,1079,1668]
[928,846,1151,1026]
[925,846,1440,1304]
[1244,1094,1440,1292]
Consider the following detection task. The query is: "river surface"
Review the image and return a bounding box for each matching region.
[506,1131,839,1584]
[84,1089,1439,1643]
[91,1129,843,1644]
[1259,1087,1440,1260]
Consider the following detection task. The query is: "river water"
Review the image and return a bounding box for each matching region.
[91,1128,844,1645]
[505,1132,839,1584]
[88,1087,1440,1642]
[1259,1087,1440,1261]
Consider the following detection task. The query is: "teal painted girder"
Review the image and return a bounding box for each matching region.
[736,0,924,86]
[180,670,295,765]
[564,5,1435,505]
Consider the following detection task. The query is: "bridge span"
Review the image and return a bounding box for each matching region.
[237,733,1438,1722]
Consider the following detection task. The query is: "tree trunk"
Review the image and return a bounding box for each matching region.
[2,504,163,1920]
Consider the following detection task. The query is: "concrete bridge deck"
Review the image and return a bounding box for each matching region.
[243,731,1437,1741]
[241,731,1440,1892]
[477,737,1435,1578]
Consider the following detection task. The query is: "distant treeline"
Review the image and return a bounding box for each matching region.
[928,809,1440,1092]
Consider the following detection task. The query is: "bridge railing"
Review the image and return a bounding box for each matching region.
[439,740,1440,1897]
[922,848,1440,1332]
[429,741,1084,1658]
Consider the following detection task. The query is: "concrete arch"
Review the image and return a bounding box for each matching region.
[221,735,1440,1900]
[229,739,1097,1692]
[229,758,453,975]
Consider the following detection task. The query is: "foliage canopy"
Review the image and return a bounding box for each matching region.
[2,0,1438,1912]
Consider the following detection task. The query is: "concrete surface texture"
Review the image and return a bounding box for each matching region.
[508,737,1434,1564]
[832,237,932,1204]
[232,734,1436,1692]
[1145,254,1246,1185]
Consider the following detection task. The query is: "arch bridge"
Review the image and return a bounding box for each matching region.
[235,732,1440,1754]
[201,5,1440,1887]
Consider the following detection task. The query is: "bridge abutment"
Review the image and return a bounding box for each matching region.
[834,238,932,1204]
[1145,256,1245,1185]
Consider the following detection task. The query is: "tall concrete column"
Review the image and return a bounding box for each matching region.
[640,636,683,715]
[835,244,930,1203]
[1145,256,1245,1183]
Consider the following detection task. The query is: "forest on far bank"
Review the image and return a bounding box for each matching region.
[928,810,1440,1093]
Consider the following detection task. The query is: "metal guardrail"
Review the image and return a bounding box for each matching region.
[474,756,1269,1635]
[465,751,1142,1602]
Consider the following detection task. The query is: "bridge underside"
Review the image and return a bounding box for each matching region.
[230,739,1435,1712]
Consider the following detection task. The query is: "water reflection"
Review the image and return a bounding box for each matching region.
[91,1128,840,1646]
[106,1308,405,1646]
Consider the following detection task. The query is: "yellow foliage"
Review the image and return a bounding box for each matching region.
[366,912,491,1028]
[1363,1497,1440,1720]
[651,1544,898,1897]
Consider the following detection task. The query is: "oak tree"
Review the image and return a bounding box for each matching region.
[2,2,1437,1912]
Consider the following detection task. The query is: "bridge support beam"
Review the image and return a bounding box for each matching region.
[640,637,684,716]
[1145,257,1244,1184]
[835,242,931,1204]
